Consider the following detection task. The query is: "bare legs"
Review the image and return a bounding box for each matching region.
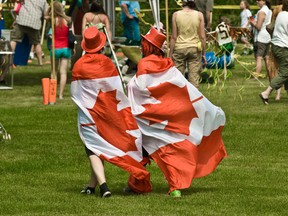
[260,86,273,105]
[10,42,43,66]
[34,44,43,66]
[88,155,106,187]
[264,55,270,78]
[83,154,111,198]
[59,59,68,99]
[10,41,16,53]
[275,88,281,101]
[50,57,68,99]
[254,55,270,78]
[255,56,263,77]
[261,86,273,99]
[241,37,253,54]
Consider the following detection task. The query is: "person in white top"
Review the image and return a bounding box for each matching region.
[259,0,288,105]
[249,0,272,78]
[239,0,253,54]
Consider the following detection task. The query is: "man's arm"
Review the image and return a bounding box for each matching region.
[121,3,133,19]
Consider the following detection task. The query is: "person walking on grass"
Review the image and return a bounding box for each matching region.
[10,0,49,66]
[239,0,253,55]
[266,0,288,101]
[170,0,206,88]
[127,27,226,198]
[260,0,288,105]
[71,27,152,198]
[48,2,71,100]
[249,0,272,79]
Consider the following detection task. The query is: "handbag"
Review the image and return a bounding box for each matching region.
[68,22,75,49]
[266,20,275,36]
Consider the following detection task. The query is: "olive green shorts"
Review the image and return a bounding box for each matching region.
[10,24,41,45]
[253,41,270,57]
[270,44,288,90]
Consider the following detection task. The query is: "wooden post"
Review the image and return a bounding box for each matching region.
[49,0,57,104]
[40,20,46,45]
[51,0,56,80]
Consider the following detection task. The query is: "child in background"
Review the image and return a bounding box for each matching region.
[48,1,71,100]
[240,0,253,55]
[215,16,233,57]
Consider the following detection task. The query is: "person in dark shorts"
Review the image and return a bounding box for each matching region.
[10,0,49,66]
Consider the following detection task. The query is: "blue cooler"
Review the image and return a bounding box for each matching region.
[205,52,234,69]
[13,35,32,66]
[0,20,5,38]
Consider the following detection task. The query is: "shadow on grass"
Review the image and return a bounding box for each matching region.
[12,64,73,87]
[13,65,51,86]
[63,185,218,198]
[182,186,218,195]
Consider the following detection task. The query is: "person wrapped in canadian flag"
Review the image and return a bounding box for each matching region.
[127,27,227,197]
[71,26,152,198]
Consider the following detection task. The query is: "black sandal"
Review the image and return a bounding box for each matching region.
[259,93,269,105]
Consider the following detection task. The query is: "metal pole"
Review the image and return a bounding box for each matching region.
[104,0,115,40]
[51,0,56,79]
[149,0,160,30]
[103,26,127,95]
[156,0,160,25]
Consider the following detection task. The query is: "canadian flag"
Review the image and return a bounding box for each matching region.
[71,53,152,193]
[127,55,227,193]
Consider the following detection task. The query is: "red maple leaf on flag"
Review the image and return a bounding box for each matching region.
[87,90,138,153]
[138,82,202,136]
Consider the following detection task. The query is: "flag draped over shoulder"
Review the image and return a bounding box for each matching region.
[71,53,151,193]
[127,54,227,193]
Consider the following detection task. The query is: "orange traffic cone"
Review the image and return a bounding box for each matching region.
[41,78,50,105]
[49,79,57,105]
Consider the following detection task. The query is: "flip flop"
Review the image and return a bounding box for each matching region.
[259,93,269,105]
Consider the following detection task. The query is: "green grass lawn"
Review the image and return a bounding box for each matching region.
[0,49,287,215]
